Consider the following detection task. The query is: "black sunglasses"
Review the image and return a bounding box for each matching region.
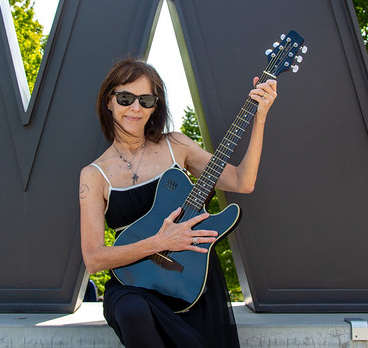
[112,91,158,108]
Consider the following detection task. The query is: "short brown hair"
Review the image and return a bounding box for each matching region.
[96,58,172,143]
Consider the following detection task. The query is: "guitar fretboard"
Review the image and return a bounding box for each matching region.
[184,76,272,211]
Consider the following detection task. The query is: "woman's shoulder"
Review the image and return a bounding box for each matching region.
[166,131,195,146]
[80,148,113,182]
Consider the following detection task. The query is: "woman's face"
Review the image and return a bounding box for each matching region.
[108,75,156,138]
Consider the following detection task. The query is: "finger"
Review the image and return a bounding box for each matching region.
[188,245,210,254]
[267,79,277,90]
[253,76,260,87]
[184,212,210,227]
[256,83,274,96]
[191,235,217,245]
[164,207,182,224]
[192,229,218,238]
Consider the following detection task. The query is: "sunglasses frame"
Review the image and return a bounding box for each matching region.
[112,91,158,108]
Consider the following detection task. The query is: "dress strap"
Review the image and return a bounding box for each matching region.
[165,135,177,164]
[90,163,112,188]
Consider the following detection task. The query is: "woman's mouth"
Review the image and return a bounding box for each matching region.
[125,115,142,122]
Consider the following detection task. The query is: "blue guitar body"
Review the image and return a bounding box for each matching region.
[112,168,240,312]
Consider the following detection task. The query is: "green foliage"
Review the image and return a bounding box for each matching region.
[180,106,203,147]
[353,0,368,53]
[89,222,115,297]
[181,107,244,302]
[9,0,46,92]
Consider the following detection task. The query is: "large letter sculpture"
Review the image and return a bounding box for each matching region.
[169,0,368,312]
[1,0,368,313]
[0,0,161,312]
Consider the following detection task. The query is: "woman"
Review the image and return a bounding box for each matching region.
[80,58,277,347]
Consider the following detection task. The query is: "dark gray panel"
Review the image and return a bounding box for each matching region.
[0,0,160,312]
[172,0,368,311]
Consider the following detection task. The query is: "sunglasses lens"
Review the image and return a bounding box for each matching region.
[139,96,157,108]
[116,92,135,106]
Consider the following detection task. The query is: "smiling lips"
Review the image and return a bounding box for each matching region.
[125,115,142,122]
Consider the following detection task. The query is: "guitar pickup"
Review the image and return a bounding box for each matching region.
[149,253,184,273]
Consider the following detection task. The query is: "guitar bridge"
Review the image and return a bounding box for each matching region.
[149,253,184,273]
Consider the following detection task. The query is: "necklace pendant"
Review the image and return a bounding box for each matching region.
[132,173,139,185]
[127,163,132,169]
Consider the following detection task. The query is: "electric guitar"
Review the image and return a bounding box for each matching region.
[112,30,305,312]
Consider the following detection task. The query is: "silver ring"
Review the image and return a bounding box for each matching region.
[192,237,199,245]
[262,93,266,99]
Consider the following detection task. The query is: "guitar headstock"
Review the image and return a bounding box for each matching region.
[265,30,306,77]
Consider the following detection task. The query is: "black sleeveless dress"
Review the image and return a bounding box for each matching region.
[92,139,239,348]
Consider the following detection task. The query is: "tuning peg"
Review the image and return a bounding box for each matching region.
[292,65,299,73]
[280,34,286,40]
[296,55,303,63]
[301,46,308,54]
[265,49,273,56]
[273,42,280,48]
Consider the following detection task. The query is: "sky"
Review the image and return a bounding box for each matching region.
[32,0,192,130]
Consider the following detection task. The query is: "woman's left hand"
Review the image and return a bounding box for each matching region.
[249,77,277,123]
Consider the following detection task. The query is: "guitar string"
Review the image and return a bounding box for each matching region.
[158,38,298,258]
[184,40,294,211]
[177,39,295,227]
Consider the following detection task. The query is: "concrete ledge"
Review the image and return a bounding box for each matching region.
[0,303,121,348]
[1,302,368,347]
[232,303,368,347]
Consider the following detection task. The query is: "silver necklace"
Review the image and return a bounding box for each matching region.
[113,142,146,185]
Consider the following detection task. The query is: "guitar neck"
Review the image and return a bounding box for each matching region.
[185,72,275,211]
[183,30,305,212]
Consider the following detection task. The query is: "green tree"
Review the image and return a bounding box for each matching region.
[9,0,46,93]
[353,0,368,53]
[180,107,244,302]
[89,222,115,297]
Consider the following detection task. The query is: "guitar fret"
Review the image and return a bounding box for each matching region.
[218,145,234,155]
[237,109,255,118]
[209,163,226,174]
[196,181,212,192]
[248,100,258,108]
[192,185,212,196]
[232,124,244,132]
[215,149,230,159]
[202,174,216,185]
[222,138,236,147]
[203,167,222,178]
[211,157,228,166]
[183,200,201,211]
[227,130,241,139]
[186,196,203,209]
[209,158,225,168]
[263,70,276,79]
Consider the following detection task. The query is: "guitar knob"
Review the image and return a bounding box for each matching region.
[280,34,286,40]
[265,49,273,56]
[273,42,280,48]
[292,65,299,73]
[296,55,303,63]
[301,46,308,54]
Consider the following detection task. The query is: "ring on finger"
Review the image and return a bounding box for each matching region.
[262,92,267,99]
[192,237,199,245]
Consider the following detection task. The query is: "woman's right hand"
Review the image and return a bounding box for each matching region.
[154,208,218,253]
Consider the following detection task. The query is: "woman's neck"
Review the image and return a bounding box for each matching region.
[113,137,146,155]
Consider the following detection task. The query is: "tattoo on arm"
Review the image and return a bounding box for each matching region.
[79,184,90,199]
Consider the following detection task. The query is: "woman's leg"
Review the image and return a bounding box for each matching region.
[113,293,165,347]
